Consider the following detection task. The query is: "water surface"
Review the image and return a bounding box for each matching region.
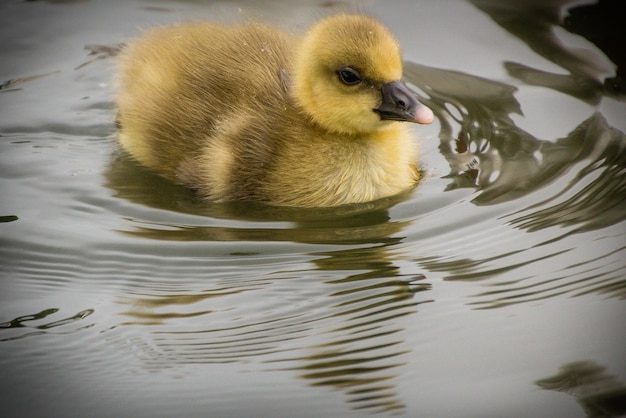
[1,0,625,417]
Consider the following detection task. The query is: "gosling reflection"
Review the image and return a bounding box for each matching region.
[292,247,431,414]
[536,361,626,417]
[104,151,411,244]
[116,293,221,326]
[114,243,431,414]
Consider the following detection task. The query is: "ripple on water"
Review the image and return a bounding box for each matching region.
[402,59,626,310]
[87,245,433,414]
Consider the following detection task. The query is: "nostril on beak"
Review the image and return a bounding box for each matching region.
[377,80,423,121]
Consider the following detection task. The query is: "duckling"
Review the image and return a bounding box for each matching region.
[115,14,433,207]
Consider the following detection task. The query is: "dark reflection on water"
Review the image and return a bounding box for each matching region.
[405,64,626,219]
[403,58,626,307]
[399,0,626,310]
[74,43,123,71]
[537,361,626,418]
[508,114,626,235]
[0,308,94,341]
[471,0,625,103]
[564,0,626,96]
[0,71,61,92]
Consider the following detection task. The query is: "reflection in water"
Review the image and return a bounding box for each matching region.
[471,0,625,103]
[404,62,524,199]
[108,244,431,414]
[290,248,431,413]
[74,43,123,70]
[104,151,411,245]
[405,63,626,219]
[536,361,626,417]
[403,23,626,308]
[0,71,61,92]
[508,114,626,235]
[0,308,94,341]
[563,0,626,96]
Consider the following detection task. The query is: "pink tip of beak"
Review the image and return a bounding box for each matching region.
[413,104,434,124]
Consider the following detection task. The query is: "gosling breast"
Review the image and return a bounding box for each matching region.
[115,14,433,207]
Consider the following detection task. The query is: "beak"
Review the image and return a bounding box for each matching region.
[375,80,434,124]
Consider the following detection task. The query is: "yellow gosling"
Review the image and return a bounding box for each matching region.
[115,14,433,207]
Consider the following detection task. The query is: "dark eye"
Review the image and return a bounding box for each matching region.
[337,67,362,85]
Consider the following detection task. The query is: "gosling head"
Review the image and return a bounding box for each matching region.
[293,14,433,135]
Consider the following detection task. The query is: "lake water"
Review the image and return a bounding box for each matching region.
[1,0,625,417]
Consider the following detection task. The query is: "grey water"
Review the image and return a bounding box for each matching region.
[1,0,625,417]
